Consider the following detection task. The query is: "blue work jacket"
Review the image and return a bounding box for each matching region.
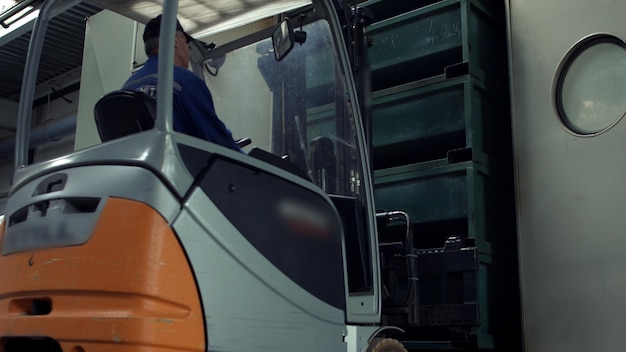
[123,55,242,152]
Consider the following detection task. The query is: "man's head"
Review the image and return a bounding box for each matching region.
[143,15,193,68]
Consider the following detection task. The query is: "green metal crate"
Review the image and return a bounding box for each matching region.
[371,75,511,169]
[474,252,522,350]
[358,0,444,22]
[366,0,507,90]
[307,104,335,142]
[401,251,521,350]
[373,160,515,249]
[358,0,504,23]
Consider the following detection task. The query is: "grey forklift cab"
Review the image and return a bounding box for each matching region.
[0,0,410,351]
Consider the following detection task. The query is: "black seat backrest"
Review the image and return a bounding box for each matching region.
[94,90,156,142]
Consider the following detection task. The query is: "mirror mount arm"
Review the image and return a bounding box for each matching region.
[294,14,307,44]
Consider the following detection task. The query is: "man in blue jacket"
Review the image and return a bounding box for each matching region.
[123,15,242,152]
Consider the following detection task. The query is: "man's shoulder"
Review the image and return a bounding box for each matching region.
[123,67,157,89]
[174,67,208,94]
[174,66,203,82]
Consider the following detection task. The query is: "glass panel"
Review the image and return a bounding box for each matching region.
[205,19,364,200]
[205,18,373,295]
[561,41,626,134]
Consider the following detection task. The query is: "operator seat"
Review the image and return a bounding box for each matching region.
[94,90,156,142]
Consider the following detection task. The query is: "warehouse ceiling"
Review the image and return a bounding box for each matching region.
[89,0,311,37]
[0,0,312,103]
[0,1,102,102]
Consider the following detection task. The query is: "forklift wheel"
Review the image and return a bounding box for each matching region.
[366,338,408,352]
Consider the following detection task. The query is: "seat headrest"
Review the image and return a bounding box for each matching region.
[94,90,156,142]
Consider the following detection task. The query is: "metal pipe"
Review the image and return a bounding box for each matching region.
[0,113,76,159]
[156,0,178,134]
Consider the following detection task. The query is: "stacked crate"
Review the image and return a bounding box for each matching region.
[361,0,520,349]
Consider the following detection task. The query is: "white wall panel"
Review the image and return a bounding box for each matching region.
[75,10,137,150]
[508,1,626,351]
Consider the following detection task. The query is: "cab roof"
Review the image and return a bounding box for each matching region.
[88,0,312,36]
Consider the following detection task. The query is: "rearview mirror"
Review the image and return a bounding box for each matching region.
[272,19,294,61]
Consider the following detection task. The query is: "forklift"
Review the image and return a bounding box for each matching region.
[0,0,479,351]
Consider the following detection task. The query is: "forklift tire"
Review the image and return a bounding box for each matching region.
[366,338,408,352]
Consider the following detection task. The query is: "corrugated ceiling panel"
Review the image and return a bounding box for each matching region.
[0,2,101,101]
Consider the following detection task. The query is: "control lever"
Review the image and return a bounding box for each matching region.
[236,137,252,148]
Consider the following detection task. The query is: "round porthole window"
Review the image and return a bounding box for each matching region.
[554,34,626,136]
